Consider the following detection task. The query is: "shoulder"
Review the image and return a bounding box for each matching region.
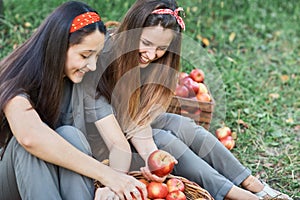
[3,94,32,115]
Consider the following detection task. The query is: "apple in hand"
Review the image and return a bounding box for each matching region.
[166,178,185,192]
[147,181,168,199]
[148,150,175,177]
[189,68,205,83]
[215,126,232,140]
[166,190,186,200]
[220,136,235,150]
[175,84,189,98]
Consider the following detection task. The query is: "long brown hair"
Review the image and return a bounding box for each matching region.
[0,1,106,130]
[97,0,183,137]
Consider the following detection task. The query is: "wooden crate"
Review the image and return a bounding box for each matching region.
[167,94,214,130]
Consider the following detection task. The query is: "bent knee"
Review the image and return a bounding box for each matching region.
[56,125,92,155]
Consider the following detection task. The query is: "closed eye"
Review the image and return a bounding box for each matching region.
[142,40,151,46]
[157,46,168,51]
[81,53,92,59]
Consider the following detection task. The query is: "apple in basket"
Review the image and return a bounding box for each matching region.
[198,82,208,94]
[196,92,211,102]
[166,190,186,200]
[139,178,149,187]
[128,187,145,200]
[180,76,199,95]
[189,68,205,83]
[178,72,189,80]
[166,178,185,192]
[147,181,169,199]
[175,84,189,98]
[147,150,175,177]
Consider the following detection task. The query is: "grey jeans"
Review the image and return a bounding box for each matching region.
[0,125,94,200]
[150,113,251,200]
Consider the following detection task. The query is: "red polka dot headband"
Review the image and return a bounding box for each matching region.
[151,7,185,31]
[70,12,101,33]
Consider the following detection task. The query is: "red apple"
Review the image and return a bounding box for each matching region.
[220,136,235,150]
[196,93,211,102]
[198,83,208,94]
[180,77,199,96]
[129,194,137,200]
[139,178,149,187]
[147,181,168,199]
[178,72,189,80]
[148,150,175,177]
[166,190,186,200]
[166,178,185,192]
[189,68,205,83]
[128,187,145,200]
[175,84,189,98]
[215,126,232,140]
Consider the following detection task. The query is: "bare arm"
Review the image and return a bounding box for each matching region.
[94,114,132,173]
[129,125,157,162]
[4,96,146,200]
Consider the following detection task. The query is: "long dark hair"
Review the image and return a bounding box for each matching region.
[97,0,183,137]
[0,1,106,129]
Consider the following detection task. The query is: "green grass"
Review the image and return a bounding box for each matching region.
[1,0,299,198]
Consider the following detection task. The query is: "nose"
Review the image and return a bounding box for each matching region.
[146,48,157,60]
[86,62,96,71]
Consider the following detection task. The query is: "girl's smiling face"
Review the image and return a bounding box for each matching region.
[139,25,174,68]
[65,30,105,83]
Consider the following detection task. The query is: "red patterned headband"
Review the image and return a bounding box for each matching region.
[70,12,101,33]
[151,7,185,30]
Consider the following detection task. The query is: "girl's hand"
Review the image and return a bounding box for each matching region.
[94,187,119,200]
[140,166,167,183]
[103,172,147,200]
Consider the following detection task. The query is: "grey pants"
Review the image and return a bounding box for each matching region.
[0,125,94,200]
[149,113,251,200]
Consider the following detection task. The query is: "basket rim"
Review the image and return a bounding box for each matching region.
[173,95,215,105]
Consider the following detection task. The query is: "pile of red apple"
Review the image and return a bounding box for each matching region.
[139,150,187,200]
[139,177,186,200]
[175,68,211,103]
[215,126,235,150]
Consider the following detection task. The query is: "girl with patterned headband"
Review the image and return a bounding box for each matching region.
[80,0,292,199]
[0,1,146,200]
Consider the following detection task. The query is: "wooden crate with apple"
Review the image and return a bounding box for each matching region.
[167,68,214,130]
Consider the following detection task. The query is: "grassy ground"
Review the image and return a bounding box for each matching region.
[1,0,299,198]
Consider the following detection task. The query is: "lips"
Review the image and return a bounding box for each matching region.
[139,54,150,64]
[75,69,87,78]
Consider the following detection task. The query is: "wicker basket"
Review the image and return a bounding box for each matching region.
[167,85,215,130]
[128,171,214,200]
[95,163,214,200]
